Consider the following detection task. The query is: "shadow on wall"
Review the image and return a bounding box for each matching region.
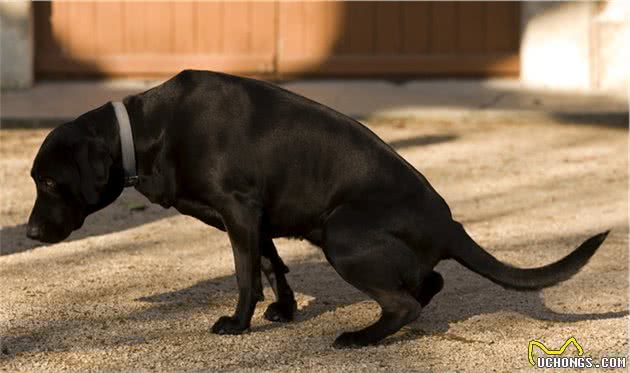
[32,3,101,79]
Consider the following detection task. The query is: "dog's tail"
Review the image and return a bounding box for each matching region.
[447,223,609,290]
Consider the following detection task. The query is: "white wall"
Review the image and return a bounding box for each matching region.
[592,0,629,93]
[521,2,592,90]
[521,1,629,94]
[0,1,33,90]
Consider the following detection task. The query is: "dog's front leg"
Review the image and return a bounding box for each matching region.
[261,238,297,322]
[211,201,264,335]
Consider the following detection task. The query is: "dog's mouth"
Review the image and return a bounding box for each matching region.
[26,217,83,244]
[26,227,71,244]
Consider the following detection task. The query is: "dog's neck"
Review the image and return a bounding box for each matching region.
[119,93,176,208]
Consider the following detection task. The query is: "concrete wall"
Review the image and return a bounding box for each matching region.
[592,0,629,93]
[521,2,593,90]
[521,0,629,93]
[0,1,33,90]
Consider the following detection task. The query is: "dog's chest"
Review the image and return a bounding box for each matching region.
[136,173,176,208]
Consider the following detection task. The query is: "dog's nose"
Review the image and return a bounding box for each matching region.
[26,225,41,239]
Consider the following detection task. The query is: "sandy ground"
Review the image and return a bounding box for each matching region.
[0,118,627,372]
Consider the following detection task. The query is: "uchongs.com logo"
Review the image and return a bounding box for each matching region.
[528,337,626,369]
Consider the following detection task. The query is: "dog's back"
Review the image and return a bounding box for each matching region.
[143,70,444,240]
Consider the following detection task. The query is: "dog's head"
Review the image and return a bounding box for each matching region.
[27,117,123,243]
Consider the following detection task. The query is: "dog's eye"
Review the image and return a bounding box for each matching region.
[41,178,56,189]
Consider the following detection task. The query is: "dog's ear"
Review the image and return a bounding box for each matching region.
[77,139,113,204]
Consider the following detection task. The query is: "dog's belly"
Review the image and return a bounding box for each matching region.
[263,187,333,239]
[268,217,324,240]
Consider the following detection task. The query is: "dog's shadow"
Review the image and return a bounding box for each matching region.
[0,190,177,256]
[2,249,626,359]
[135,258,628,338]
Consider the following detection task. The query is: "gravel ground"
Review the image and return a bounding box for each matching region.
[0,118,627,372]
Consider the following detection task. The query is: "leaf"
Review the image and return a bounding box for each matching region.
[128,202,147,212]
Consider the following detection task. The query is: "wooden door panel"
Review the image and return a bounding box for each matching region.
[93,2,124,55]
[401,2,431,54]
[277,1,520,76]
[34,1,276,77]
[430,2,458,53]
[35,1,520,78]
[486,2,521,51]
[458,2,487,53]
[172,2,196,54]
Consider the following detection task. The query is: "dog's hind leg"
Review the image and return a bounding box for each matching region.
[261,238,297,322]
[413,271,444,307]
[323,206,425,347]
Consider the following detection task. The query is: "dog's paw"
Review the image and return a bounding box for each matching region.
[332,332,371,349]
[264,300,297,322]
[211,316,248,335]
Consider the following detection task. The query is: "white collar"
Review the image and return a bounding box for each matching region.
[112,101,138,187]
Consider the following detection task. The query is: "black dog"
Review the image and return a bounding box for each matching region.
[27,70,609,347]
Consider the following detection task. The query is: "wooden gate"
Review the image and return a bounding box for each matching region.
[34,1,520,78]
[34,1,276,77]
[277,2,520,76]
